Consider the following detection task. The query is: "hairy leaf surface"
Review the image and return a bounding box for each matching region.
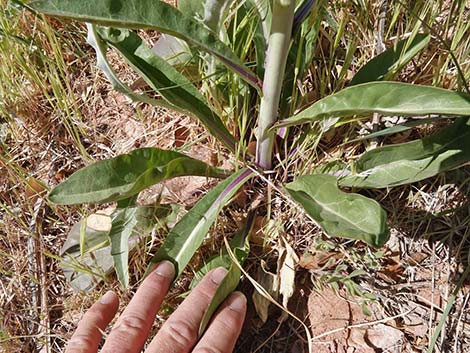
[340,121,470,188]
[285,174,389,247]
[147,168,254,276]
[49,148,224,205]
[276,82,470,129]
[31,0,261,90]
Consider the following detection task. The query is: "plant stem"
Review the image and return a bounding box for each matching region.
[255,0,295,170]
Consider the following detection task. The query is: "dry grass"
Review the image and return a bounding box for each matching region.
[1,0,470,352]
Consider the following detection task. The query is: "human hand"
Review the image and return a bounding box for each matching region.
[66,261,247,353]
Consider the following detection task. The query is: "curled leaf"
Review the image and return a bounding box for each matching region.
[285,174,389,247]
[31,0,261,90]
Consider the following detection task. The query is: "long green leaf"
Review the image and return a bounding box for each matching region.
[86,24,172,109]
[340,121,470,189]
[110,205,169,288]
[350,33,430,85]
[275,82,470,129]
[30,0,261,90]
[285,174,389,247]
[197,214,253,335]
[147,168,254,277]
[97,28,236,151]
[190,229,245,289]
[198,244,249,336]
[190,211,254,289]
[49,148,225,205]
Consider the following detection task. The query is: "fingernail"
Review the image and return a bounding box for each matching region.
[228,292,247,312]
[154,260,175,279]
[211,267,228,285]
[100,291,115,305]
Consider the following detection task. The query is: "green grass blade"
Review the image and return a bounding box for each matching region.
[285,174,389,247]
[350,33,430,85]
[30,0,261,91]
[60,215,113,292]
[97,28,237,151]
[276,82,470,130]
[426,261,470,353]
[49,147,226,205]
[146,168,254,277]
[248,0,271,43]
[340,121,470,189]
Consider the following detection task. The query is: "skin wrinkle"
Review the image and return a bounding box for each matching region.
[67,334,96,350]
[144,268,240,353]
[161,319,199,348]
[193,349,222,353]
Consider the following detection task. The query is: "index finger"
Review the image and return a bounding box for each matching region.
[101,261,175,353]
[66,291,119,353]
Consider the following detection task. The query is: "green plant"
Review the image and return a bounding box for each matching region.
[31,0,470,331]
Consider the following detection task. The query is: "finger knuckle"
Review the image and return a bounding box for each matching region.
[193,348,222,353]
[195,285,217,304]
[66,334,96,352]
[164,319,198,347]
[112,314,148,336]
[217,310,241,331]
[147,271,172,290]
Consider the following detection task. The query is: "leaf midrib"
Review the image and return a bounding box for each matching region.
[290,185,378,234]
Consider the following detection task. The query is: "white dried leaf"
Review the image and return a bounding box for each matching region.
[278,237,299,309]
